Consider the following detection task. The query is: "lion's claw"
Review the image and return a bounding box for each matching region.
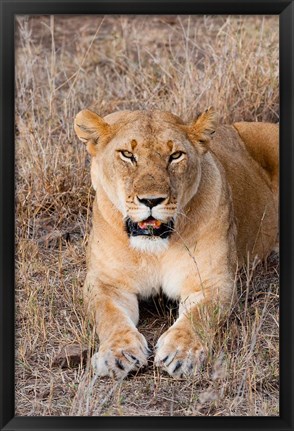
[91,330,149,378]
[154,327,206,378]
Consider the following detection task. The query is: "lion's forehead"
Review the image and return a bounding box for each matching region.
[105,109,184,125]
[111,120,187,152]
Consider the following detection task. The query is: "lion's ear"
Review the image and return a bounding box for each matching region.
[187,107,217,152]
[74,109,111,155]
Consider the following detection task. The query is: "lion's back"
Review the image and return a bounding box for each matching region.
[209,124,278,261]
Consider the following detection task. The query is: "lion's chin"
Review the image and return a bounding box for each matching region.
[129,236,169,254]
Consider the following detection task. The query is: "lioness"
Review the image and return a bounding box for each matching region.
[74,108,278,378]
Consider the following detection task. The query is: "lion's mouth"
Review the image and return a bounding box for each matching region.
[126,216,174,238]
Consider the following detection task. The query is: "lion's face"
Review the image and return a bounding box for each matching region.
[74,109,215,252]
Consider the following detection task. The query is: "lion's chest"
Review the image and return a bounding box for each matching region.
[136,263,188,301]
[135,260,162,299]
[135,251,188,301]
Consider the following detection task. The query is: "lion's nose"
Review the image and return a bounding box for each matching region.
[137,196,167,208]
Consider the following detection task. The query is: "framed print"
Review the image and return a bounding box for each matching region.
[0,1,293,431]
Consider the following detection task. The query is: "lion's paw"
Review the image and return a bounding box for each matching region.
[91,329,149,379]
[154,326,206,378]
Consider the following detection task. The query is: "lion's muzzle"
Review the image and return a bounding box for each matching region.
[126,216,174,238]
[126,194,174,239]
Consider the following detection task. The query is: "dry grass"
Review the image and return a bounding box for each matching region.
[15,15,279,416]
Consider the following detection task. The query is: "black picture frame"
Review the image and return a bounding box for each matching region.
[0,1,293,430]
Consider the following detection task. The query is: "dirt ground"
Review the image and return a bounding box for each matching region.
[15,15,279,416]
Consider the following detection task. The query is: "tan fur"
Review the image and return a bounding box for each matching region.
[74,109,278,378]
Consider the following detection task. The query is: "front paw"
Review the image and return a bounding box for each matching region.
[91,329,149,379]
[154,326,206,378]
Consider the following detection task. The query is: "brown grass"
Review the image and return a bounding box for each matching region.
[15,15,279,416]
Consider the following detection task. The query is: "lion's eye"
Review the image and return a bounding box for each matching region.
[169,151,185,162]
[119,150,136,163]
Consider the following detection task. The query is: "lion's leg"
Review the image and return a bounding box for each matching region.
[155,280,233,378]
[84,274,149,378]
